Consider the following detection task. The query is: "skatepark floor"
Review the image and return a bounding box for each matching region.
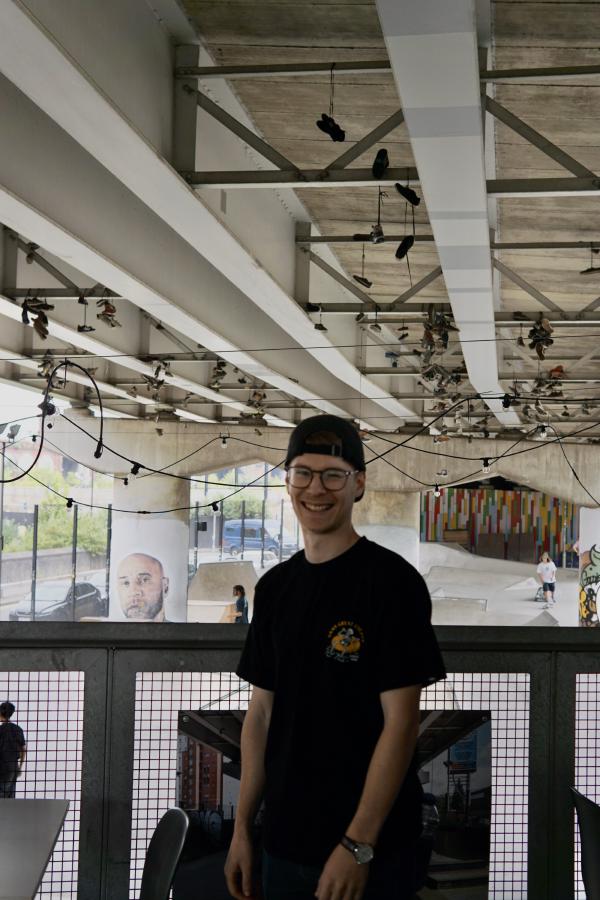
[420,543,579,627]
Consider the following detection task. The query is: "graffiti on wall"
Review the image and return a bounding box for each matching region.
[579,544,600,627]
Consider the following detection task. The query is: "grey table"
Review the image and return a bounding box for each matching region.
[0,799,70,900]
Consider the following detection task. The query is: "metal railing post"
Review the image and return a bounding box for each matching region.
[240,499,246,560]
[260,498,266,569]
[105,504,112,612]
[279,498,284,562]
[71,504,78,621]
[31,504,38,620]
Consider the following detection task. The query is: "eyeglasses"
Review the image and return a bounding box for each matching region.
[286,465,358,491]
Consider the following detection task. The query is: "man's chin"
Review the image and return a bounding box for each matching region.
[125,607,150,620]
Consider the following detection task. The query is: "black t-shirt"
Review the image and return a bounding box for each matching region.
[0,721,26,776]
[236,537,446,865]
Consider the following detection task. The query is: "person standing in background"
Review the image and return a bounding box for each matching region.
[537,551,557,609]
[233,585,249,624]
[0,701,26,798]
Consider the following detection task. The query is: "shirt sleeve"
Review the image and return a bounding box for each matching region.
[536,564,543,574]
[374,569,446,693]
[236,583,276,691]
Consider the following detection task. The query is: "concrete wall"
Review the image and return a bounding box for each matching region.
[45,419,600,508]
[353,490,421,568]
[2,547,105,585]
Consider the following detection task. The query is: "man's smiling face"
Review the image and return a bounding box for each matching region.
[286,453,365,537]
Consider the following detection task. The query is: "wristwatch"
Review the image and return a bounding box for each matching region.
[340,834,375,865]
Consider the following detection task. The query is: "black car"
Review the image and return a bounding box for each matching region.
[9,580,107,622]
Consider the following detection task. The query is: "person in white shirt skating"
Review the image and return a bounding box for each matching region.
[537,552,557,608]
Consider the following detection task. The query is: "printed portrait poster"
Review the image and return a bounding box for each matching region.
[109,516,188,622]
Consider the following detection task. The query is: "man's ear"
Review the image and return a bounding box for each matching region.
[162,577,170,597]
[354,471,366,502]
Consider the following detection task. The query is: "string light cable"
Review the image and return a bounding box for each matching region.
[59,412,288,489]
[0,442,288,516]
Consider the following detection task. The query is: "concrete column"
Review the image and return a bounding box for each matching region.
[577,508,600,627]
[353,490,421,570]
[109,474,190,622]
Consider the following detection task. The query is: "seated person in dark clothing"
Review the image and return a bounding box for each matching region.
[0,701,26,798]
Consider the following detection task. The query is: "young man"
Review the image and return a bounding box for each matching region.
[0,701,26,798]
[225,415,446,900]
[537,551,557,609]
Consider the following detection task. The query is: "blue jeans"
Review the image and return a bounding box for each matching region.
[262,847,417,900]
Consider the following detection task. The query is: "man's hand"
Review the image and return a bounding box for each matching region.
[224,830,258,900]
[315,844,369,900]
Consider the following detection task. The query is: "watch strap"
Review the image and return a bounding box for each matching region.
[340,834,374,864]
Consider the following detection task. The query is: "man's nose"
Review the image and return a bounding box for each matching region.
[305,473,327,493]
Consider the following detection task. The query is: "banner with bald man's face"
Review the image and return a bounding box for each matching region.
[109,517,188,622]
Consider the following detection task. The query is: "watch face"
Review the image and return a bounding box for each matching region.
[355,844,374,864]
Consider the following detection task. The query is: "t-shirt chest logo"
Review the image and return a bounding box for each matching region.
[325,621,365,663]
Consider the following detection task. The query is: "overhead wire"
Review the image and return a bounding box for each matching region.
[1,328,600,365]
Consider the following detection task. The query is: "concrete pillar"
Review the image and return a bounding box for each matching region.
[109,474,190,622]
[578,508,600,627]
[353,490,421,570]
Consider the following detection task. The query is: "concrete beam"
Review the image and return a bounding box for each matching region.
[175,61,600,83]
[175,61,393,79]
[182,168,419,189]
[298,236,600,250]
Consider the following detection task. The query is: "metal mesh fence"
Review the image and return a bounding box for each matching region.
[575,674,600,899]
[131,671,529,899]
[423,673,530,899]
[0,670,84,899]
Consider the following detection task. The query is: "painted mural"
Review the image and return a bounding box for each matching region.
[579,545,600,627]
[420,487,578,562]
[577,508,600,627]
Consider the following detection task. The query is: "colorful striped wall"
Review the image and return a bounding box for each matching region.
[420,488,578,559]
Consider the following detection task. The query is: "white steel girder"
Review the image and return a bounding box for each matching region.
[375,0,520,427]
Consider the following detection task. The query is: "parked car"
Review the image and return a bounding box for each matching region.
[86,570,108,603]
[222,519,298,558]
[9,579,107,622]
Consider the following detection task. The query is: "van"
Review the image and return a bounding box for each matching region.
[222,519,279,555]
[223,520,299,557]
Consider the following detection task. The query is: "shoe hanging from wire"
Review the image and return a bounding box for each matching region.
[353,243,373,288]
[315,64,345,142]
[580,245,600,275]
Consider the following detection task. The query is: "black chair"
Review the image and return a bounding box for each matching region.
[572,788,600,900]
[139,807,189,900]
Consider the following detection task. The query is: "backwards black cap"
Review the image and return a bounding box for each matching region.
[285,415,366,471]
